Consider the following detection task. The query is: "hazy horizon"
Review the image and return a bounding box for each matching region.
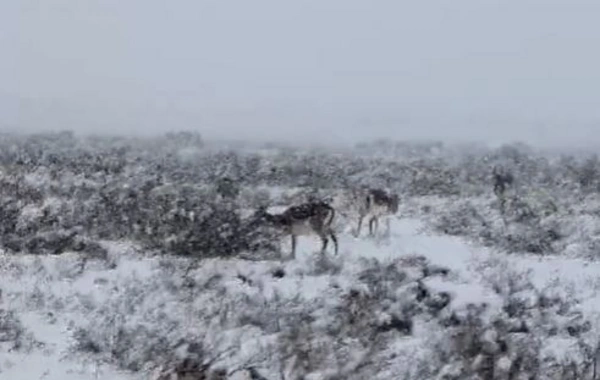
[4,0,600,148]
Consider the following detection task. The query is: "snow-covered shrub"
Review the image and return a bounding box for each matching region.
[574,154,600,193]
[427,259,598,380]
[133,187,279,259]
[406,160,461,197]
[246,258,448,379]
[68,249,454,378]
[430,200,490,236]
[0,310,25,346]
[0,198,20,237]
[500,220,562,255]
[430,195,565,255]
[69,272,236,374]
[237,187,271,209]
[303,252,344,276]
[0,309,37,352]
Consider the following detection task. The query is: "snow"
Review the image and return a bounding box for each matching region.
[0,312,142,380]
[2,204,600,378]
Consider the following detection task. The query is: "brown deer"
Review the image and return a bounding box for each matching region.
[355,188,399,237]
[254,201,338,259]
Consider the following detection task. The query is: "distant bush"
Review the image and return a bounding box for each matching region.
[431,195,564,255]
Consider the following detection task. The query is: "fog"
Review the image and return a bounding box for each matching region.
[3,0,600,147]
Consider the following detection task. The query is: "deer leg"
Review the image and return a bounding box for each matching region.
[497,190,507,215]
[330,231,338,255]
[356,215,364,237]
[291,234,297,260]
[320,234,329,254]
[369,217,377,236]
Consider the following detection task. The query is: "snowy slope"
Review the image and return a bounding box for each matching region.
[2,211,600,378]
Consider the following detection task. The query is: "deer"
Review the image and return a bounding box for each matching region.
[492,165,514,214]
[492,166,514,198]
[254,201,338,259]
[355,188,399,237]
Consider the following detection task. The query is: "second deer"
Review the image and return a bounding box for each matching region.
[355,188,399,237]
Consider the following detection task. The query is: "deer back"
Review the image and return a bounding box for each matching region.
[362,188,399,216]
[278,202,335,236]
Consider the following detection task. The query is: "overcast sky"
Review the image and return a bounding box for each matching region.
[2,0,600,147]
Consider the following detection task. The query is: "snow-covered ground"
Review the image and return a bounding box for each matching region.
[2,209,600,379]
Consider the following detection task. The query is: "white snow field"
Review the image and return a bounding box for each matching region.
[2,208,600,379]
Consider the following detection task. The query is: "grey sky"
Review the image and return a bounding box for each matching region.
[3,0,600,147]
